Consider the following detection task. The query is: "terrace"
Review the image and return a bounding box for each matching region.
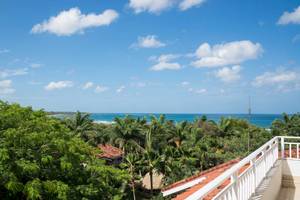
[162,136,300,200]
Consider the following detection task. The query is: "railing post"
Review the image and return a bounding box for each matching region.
[275,138,279,160]
[297,144,299,159]
[231,172,239,200]
[251,158,257,189]
[281,137,285,159]
[262,149,267,175]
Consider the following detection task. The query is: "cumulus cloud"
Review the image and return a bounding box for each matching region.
[45,81,73,90]
[181,81,190,86]
[0,80,15,95]
[0,68,28,79]
[150,54,181,71]
[150,62,181,71]
[215,65,241,82]
[129,0,206,13]
[157,54,180,62]
[194,88,207,94]
[0,49,10,54]
[95,85,109,93]
[28,81,42,85]
[179,0,206,11]
[129,0,175,14]
[278,6,300,25]
[132,35,166,48]
[191,40,263,68]
[188,88,207,94]
[116,85,126,93]
[82,82,94,89]
[30,63,43,68]
[31,8,119,36]
[252,69,300,92]
[130,82,147,88]
[292,34,300,43]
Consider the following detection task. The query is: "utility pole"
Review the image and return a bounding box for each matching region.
[248,96,251,152]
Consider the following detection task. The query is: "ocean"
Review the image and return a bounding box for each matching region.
[90,113,283,128]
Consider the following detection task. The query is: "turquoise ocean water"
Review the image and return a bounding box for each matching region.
[90,113,283,128]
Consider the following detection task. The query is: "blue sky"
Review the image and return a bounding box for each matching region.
[0,0,300,114]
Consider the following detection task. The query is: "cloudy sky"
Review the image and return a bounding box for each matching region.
[0,0,300,113]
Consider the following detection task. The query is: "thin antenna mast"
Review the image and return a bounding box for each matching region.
[248,96,251,152]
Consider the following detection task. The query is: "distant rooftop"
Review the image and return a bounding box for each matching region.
[97,144,123,159]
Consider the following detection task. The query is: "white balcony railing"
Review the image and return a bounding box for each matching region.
[186,136,300,200]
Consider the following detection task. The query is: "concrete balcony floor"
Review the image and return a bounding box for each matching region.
[277,187,300,200]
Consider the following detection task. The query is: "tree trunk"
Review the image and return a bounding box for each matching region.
[130,165,136,200]
[175,139,181,148]
[150,169,153,195]
[132,178,136,200]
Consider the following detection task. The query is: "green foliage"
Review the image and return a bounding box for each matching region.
[271,113,300,136]
[1,100,296,200]
[0,101,128,200]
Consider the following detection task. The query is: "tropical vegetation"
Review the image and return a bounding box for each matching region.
[0,100,299,199]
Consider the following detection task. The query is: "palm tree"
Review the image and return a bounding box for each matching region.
[141,115,165,195]
[272,113,300,136]
[112,116,145,154]
[185,126,203,147]
[218,117,233,137]
[65,111,93,139]
[122,153,140,200]
[168,121,190,148]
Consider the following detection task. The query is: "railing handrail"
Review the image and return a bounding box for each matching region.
[186,136,287,200]
[280,136,300,139]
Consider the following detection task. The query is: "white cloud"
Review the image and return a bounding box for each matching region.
[0,68,28,79]
[30,63,43,68]
[179,0,205,11]
[149,54,180,62]
[253,70,297,87]
[45,81,73,91]
[215,65,241,82]
[0,80,15,95]
[0,49,10,54]
[133,35,166,48]
[191,40,263,68]
[150,62,181,71]
[129,0,206,13]
[292,34,300,43]
[29,81,42,85]
[278,6,300,25]
[220,89,225,94]
[82,82,94,89]
[150,54,182,71]
[188,88,207,94]
[116,85,126,93]
[181,81,190,86]
[95,85,109,93]
[195,88,207,94]
[157,54,180,62]
[129,0,175,14]
[131,82,147,88]
[252,69,300,92]
[31,8,119,36]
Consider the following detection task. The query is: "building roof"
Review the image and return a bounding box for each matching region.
[97,144,123,159]
[142,170,164,190]
[162,158,250,200]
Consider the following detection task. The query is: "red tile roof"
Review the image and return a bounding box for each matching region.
[279,149,300,158]
[97,144,123,159]
[162,158,250,200]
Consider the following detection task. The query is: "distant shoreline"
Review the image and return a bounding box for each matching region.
[48,112,285,128]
